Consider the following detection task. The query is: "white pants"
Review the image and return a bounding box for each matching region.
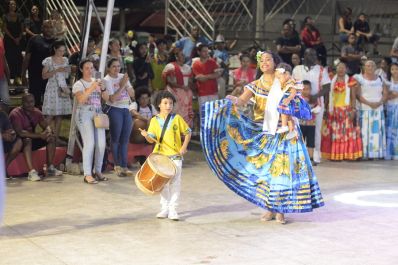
[75,106,106,176]
[160,159,182,210]
[313,106,324,163]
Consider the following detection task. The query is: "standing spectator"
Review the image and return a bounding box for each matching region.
[9,94,62,181]
[354,13,380,55]
[231,53,256,95]
[0,103,22,173]
[275,23,301,66]
[247,46,258,69]
[355,60,388,159]
[385,62,398,160]
[213,34,229,99]
[192,44,221,108]
[69,37,99,79]
[321,62,362,161]
[293,48,331,164]
[338,7,354,43]
[230,53,257,118]
[375,57,392,81]
[107,38,126,74]
[133,42,154,90]
[22,20,55,107]
[50,9,66,40]
[390,36,398,63]
[291,53,301,68]
[283,18,300,39]
[24,5,42,41]
[72,59,107,184]
[300,16,327,66]
[0,32,10,105]
[41,40,72,145]
[341,33,363,76]
[103,58,135,177]
[150,39,168,96]
[162,49,194,127]
[174,26,212,65]
[2,0,24,85]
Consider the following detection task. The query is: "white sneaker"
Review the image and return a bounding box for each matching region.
[168,208,179,221]
[47,165,63,176]
[276,126,289,133]
[156,208,169,219]
[28,170,41,181]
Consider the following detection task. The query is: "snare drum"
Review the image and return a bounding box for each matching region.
[135,153,176,195]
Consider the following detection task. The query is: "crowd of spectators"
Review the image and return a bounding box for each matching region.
[0,3,397,182]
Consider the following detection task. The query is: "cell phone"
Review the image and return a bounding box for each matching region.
[95,72,102,80]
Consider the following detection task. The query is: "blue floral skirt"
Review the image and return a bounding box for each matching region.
[201,99,324,213]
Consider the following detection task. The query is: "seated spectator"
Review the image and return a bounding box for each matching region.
[24,5,42,41]
[338,7,354,44]
[9,94,62,181]
[291,53,301,68]
[247,46,258,69]
[107,38,126,74]
[0,101,22,176]
[69,37,100,76]
[275,23,301,66]
[283,18,300,39]
[375,57,392,81]
[129,87,157,165]
[354,13,380,55]
[390,36,398,63]
[341,33,363,76]
[50,9,66,40]
[300,16,327,66]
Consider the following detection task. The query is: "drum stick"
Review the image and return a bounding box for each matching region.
[138,128,175,150]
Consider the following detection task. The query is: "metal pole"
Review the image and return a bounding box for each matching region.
[164,0,169,35]
[255,0,264,46]
[82,2,94,59]
[119,8,126,41]
[99,0,115,78]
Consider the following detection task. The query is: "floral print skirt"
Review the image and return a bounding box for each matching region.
[201,99,324,213]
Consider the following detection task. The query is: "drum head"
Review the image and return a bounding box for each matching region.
[147,153,176,178]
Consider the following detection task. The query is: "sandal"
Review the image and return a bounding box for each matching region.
[84,176,98,184]
[260,212,275,222]
[275,213,287,224]
[94,173,109,182]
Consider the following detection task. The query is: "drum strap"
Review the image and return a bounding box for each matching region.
[158,114,172,151]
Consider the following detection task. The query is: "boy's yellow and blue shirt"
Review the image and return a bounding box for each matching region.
[148,113,191,156]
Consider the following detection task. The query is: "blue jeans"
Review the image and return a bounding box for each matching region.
[108,107,133,167]
[75,105,106,176]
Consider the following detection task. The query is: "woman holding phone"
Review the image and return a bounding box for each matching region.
[41,40,72,145]
[103,58,135,177]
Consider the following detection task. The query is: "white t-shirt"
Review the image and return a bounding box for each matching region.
[354,74,384,111]
[104,73,133,109]
[129,102,157,119]
[292,64,331,106]
[72,78,102,109]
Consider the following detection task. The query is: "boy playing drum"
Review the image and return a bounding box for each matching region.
[140,91,192,221]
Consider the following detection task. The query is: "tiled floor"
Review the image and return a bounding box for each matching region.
[1,149,397,265]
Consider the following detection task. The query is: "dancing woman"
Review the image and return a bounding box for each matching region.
[201,51,324,224]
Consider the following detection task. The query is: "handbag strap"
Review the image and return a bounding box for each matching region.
[158,114,172,150]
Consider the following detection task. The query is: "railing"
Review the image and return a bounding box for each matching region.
[46,0,81,53]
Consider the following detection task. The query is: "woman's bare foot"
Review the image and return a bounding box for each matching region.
[275,213,286,224]
[260,211,275,221]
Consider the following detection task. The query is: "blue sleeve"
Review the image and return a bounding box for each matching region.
[175,38,186,49]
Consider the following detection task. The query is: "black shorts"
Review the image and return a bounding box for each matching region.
[3,138,19,153]
[300,125,315,148]
[22,138,48,151]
